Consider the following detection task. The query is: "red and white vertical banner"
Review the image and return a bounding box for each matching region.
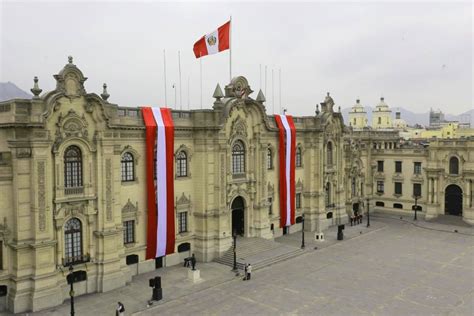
[274,114,296,228]
[142,107,175,260]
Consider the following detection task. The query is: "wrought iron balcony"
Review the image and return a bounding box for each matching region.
[62,254,90,267]
[64,186,84,195]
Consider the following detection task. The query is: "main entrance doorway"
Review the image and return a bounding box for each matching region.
[445,184,462,216]
[231,196,245,236]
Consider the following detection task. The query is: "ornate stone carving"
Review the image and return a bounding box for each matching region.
[53,109,90,151]
[296,179,303,191]
[221,153,225,202]
[56,202,86,217]
[230,116,248,140]
[122,199,138,214]
[176,193,191,206]
[16,147,31,158]
[224,76,253,99]
[267,182,274,197]
[105,158,112,221]
[37,161,46,231]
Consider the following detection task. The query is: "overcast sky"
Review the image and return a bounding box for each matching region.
[1,0,472,116]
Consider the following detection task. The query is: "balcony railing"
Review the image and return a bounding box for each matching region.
[62,254,90,267]
[64,186,84,195]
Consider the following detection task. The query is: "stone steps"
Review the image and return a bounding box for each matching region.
[214,237,305,271]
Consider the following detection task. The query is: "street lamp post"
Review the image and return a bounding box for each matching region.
[414,195,419,220]
[68,264,75,316]
[301,214,305,249]
[232,230,237,271]
[366,197,370,227]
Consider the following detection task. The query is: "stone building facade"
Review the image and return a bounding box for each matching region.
[0,58,472,313]
[0,59,349,312]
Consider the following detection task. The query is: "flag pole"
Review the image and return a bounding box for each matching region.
[279,68,282,114]
[163,49,168,106]
[264,65,267,103]
[259,64,262,91]
[272,68,274,114]
[178,50,182,110]
[187,76,190,110]
[200,54,203,109]
[229,15,232,82]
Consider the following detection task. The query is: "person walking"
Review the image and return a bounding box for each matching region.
[243,263,248,281]
[246,263,252,280]
[116,302,125,316]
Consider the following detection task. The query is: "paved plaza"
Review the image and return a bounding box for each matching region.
[26,214,473,316]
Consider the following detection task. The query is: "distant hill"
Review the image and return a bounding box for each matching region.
[0,82,31,101]
[341,107,473,127]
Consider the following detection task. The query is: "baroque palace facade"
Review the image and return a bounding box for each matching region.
[0,58,472,312]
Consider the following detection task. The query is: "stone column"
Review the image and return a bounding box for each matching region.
[434,178,438,204]
[428,178,432,203]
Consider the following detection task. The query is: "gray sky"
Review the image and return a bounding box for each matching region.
[1,0,472,116]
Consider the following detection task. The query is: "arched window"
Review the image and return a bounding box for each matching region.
[64,145,83,188]
[449,157,459,175]
[121,152,135,182]
[176,151,188,177]
[327,142,333,166]
[267,148,273,170]
[378,117,381,124]
[325,182,331,207]
[232,140,245,174]
[64,218,83,265]
[296,147,302,167]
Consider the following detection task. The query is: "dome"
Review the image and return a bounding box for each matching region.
[350,99,366,113]
[375,97,390,112]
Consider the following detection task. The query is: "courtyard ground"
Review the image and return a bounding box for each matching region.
[25,214,474,316]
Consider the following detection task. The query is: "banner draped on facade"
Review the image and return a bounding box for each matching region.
[142,107,175,260]
[274,114,296,228]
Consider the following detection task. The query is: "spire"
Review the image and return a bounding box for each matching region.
[30,76,42,99]
[101,83,110,101]
[256,89,266,103]
[212,83,224,101]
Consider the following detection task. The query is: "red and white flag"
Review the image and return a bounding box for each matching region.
[274,114,296,228]
[193,20,230,58]
[142,107,175,260]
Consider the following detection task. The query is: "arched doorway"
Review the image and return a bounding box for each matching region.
[445,184,462,216]
[231,196,245,236]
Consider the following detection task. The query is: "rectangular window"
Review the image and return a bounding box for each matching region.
[268,197,273,215]
[414,162,422,174]
[296,193,302,209]
[377,161,384,172]
[377,181,384,193]
[395,161,402,173]
[395,182,402,195]
[123,220,135,244]
[178,212,188,233]
[413,183,422,197]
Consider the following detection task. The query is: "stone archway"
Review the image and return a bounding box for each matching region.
[231,196,245,236]
[445,184,462,216]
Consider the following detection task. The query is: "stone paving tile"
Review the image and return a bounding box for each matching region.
[19,215,474,316]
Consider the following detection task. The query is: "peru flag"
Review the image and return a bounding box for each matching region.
[274,114,296,228]
[142,107,175,260]
[193,20,230,58]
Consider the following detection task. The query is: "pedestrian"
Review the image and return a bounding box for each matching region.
[243,263,248,281]
[190,253,196,270]
[116,301,125,316]
[247,263,252,280]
